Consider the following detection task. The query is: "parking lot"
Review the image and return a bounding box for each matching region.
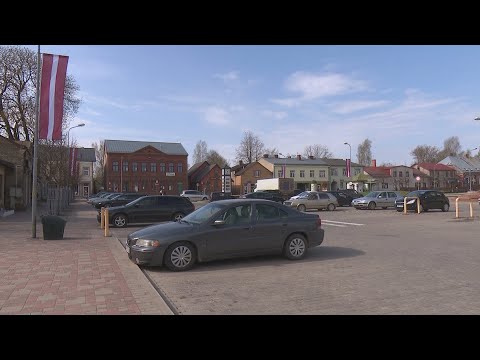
[110,201,480,314]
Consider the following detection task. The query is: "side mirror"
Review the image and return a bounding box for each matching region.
[213,220,225,226]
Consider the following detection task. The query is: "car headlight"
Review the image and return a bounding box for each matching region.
[135,239,160,247]
[407,199,415,204]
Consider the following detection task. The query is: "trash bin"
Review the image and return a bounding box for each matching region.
[41,215,67,240]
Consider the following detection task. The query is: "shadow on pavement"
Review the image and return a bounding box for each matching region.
[144,246,365,273]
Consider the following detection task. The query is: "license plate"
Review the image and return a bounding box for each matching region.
[126,246,130,254]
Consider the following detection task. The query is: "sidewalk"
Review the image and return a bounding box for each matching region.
[0,198,173,315]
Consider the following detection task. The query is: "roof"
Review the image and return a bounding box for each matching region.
[261,157,328,166]
[235,161,270,176]
[415,162,456,171]
[188,162,207,176]
[350,173,374,182]
[76,148,96,162]
[231,163,247,172]
[104,140,188,155]
[320,158,362,167]
[439,156,480,171]
[191,164,220,184]
[363,166,391,177]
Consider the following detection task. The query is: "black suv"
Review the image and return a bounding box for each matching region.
[395,190,450,212]
[241,191,284,203]
[341,189,363,199]
[97,195,195,227]
[93,193,146,209]
[328,191,354,206]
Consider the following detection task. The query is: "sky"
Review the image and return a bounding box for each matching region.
[26,45,480,166]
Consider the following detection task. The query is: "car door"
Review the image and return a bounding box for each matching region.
[317,193,330,209]
[249,203,288,253]
[306,193,320,209]
[128,197,158,223]
[204,204,256,259]
[377,192,388,207]
[425,191,439,209]
[387,192,399,207]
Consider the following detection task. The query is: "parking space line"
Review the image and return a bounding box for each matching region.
[322,220,365,226]
[322,223,347,227]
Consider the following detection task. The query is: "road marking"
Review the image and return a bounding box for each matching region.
[322,223,346,227]
[322,220,365,226]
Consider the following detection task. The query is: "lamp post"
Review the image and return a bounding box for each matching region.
[344,142,351,189]
[279,153,287,179]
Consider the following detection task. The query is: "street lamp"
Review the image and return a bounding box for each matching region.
[475,117,480,121]
[278,153,287,179]
[66,123,85,149]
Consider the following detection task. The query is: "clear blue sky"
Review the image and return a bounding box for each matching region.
[28,45,480,166]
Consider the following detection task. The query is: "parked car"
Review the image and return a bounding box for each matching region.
[283,191,339,211]
[94,193,146,209]
[341,189,363,199]
[97,195,195,228]
[91,193,122,207]
[125,199,324,271]
[395,190,450,212]
[87,192,114,204]
[352,191,402,210]
[241,191,284,203]
[328,191,354,207]
[180,190,210,202]
[210,192,233,202]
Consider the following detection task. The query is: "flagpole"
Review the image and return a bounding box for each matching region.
[32,45,41,238]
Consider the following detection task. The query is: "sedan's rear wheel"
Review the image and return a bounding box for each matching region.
[172,212,185,222]
[297,204,306,212]
[202,197,208,201]
[113,214,127,228]
[327,203,336,211]
[368,202,376,210]
[164,242,196,271]
[284,234,307,260]
[442,203,450,212]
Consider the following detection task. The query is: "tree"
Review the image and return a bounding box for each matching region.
[0,46,80,141]
[357,138,372,166]
[205,149,229,167]
[192,140,208,164]
[437,136,462,160]
[264,147,279,157]
[92,140,105,190]
[235,130,265,164]
[37,140,79,187]
[410,145,441,163]
[303,144,333,159]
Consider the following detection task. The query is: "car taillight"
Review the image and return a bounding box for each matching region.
[317,217,322,229]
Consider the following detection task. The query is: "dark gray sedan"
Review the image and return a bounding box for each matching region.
[125,199,325,271]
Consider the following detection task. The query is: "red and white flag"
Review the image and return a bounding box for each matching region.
[39,53,69,140]
[69,147,77,176]
[346,159,351,177]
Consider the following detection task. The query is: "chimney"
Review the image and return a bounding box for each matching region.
[371,159,376,167]
[308,155,314,160]
[287,156,292,159]
[263,154,269,158]
[297,154,301,160]
[274,154,279,158]
[239,160,243,166]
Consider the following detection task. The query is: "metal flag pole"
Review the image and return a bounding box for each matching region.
[32,45,41,238]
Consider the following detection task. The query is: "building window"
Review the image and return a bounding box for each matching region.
[123,161,128,172]
[178,163,183,173]
[141,163,147,172]
[113,161,119,172]
[83,167,89,176]
[399,171,403,177]
[319,170,326,178]
[123,181,129,192]
[113,182,118,191]
[354,168,360,175]
[382,183,389,189]
[406,171,410,177]
[300,170,305,178]
[330,168,338,176]
[151,163,157,172]
[169,163,174,172]
[342,168,347,176]
[160,163,165,173]
[132,162,138,172]
[310,170,314,178]
[290,170,295,178]
[254,170,260,177]
[278,170,283,178]
[393,171,397,177]
[168,185,173,191]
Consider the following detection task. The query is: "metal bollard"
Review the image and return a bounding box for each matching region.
[417,197,421,214]
[104,207,111,237]
[456,198,459,218]
[404,197,407,215]
[470,201,473,218]
[100,207,105,229]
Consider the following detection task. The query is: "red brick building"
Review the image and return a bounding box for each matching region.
[187,161,222,194]
[103,140,188,195]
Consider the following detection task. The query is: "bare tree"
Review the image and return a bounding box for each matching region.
[303,144,333,159]
[0,46,80,141]
[92,140,105,190]
[192,140,208,164]
[38,140,79,187]
[357,138,372,166]
[206,149,229,167]
[264,147,279,156]
[437,136,462,160]
[235,130,265,164]
[410,145,441,163]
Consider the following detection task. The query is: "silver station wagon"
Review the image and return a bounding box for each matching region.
[284,191,339,211]
[352,191,402,210]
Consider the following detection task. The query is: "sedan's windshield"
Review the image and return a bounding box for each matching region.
[365,192,380,198]
[182,202,226,224]
[296,192,310,199]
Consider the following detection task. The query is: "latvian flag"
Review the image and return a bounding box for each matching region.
[346,159,351,177]
[39,54,69,140]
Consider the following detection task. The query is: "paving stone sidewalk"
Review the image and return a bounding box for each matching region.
[0,199,173,315]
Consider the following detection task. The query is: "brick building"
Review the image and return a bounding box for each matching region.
[0,135,32,210]
[103,140,188,195]
[187,161,222,194]
[232,161,273,194]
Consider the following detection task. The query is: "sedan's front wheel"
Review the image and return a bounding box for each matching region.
[284,234,307,260]
[297,204,306,212]
[113,214,127,228]
[164,242,196,271]
[172,212,185,222]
